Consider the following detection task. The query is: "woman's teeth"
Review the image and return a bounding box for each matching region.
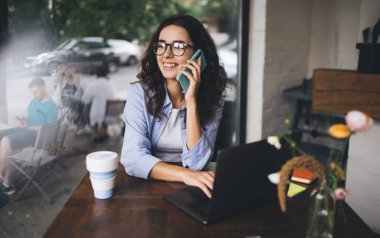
[163,63,176,68]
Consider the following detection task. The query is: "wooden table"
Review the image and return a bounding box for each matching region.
[44,164,379,238]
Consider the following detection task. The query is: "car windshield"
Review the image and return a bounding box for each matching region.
[55,39,78,51]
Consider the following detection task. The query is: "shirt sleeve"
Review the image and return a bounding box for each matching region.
[82,84,94,104]
[181,100,224,171]
[120,84,161,179]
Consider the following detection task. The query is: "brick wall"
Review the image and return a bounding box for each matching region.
[262,0,312,138]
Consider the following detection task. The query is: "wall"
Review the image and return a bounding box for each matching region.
[346,121,380,234]
[246,0,266,142]
[358,0,380,43]
[246,0,380,141]
[307,0,361,77]
[248,0,313,141]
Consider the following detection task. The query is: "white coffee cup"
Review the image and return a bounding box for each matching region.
[86,151,119,199]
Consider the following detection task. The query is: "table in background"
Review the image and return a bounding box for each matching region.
[44,164,378,238]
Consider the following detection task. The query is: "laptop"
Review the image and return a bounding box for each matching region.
[164,135,300,225]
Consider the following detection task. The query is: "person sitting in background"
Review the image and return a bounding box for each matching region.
[82,67,116,142]
[0,78,59,195]
[52,63,87,127]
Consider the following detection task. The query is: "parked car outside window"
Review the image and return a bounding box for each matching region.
[24,37,122,75]
[107,39,141,65]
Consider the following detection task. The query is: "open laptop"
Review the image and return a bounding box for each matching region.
[164,135,300,225]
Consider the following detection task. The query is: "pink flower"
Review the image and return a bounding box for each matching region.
[334,188,348,200]
[345,110,373,132]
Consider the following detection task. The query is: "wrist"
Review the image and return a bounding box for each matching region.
[179,168,192,182]
[186,101,197,109]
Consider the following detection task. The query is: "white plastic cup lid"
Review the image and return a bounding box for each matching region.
[86,151,119,172]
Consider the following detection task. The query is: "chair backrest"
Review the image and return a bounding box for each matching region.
[34,120,62,154]
[105,100,126,117]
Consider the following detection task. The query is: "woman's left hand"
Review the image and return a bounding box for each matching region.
[178,57,202,106]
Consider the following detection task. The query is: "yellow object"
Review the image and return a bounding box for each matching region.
[287,182,307,198]
[328,124,351,139]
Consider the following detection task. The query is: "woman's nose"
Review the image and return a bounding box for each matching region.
[163,45,174,58]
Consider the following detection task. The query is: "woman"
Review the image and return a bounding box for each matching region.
[52,63,86,126]
[120,14,227,198]
[52,63,83,108]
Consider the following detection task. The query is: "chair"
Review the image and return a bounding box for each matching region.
[104,100,126,125]
[6,120,68,204]
[103,100,126,148]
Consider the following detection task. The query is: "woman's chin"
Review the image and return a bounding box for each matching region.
[163,73,178,81]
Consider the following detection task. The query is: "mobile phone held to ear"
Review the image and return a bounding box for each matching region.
[176,49,207,93]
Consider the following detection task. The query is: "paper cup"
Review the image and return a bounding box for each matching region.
[90,175,116,199]
[90,171,116,179]
[86,151,119,199]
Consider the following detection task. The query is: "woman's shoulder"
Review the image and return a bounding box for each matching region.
[127,82,145,100]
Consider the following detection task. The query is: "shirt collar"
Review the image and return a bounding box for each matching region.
[163,83,172,108]
[162,83,187,112]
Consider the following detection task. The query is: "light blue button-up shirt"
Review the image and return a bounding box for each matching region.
[120,82,223,179]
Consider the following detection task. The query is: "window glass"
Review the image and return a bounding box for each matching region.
[0,1,241,236]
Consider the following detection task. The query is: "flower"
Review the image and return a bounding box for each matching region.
[334,188,348,200]
[345,110,373,132]
[267,136,281,149]
[267,110,373,211]
[328,124,351,139]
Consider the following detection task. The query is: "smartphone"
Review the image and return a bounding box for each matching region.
[15,116,24,123]
[176,49,207,93]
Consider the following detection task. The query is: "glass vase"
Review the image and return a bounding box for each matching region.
[306,184,336,238]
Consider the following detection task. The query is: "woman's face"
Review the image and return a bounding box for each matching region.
[156,25,194,81]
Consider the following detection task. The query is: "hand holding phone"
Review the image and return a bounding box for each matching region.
[15,116,27,127]
[176,49,207,93]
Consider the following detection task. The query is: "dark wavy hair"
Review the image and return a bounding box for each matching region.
[137,14,227,125]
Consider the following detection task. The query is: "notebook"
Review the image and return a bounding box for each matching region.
[291,167,317,184]
[164,134,301,225]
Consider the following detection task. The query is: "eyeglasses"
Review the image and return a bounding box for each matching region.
[153,41,193,56]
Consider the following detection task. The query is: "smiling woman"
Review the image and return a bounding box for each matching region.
[120,14,227,198]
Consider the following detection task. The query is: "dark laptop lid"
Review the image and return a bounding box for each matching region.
[207,138,293,223]
[165,134,300,224]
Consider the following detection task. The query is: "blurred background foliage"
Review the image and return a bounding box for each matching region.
[8,0,237,49]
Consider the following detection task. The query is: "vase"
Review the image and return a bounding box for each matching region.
[306,184,336,238]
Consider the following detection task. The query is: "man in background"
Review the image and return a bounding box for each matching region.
[0,77,58,195]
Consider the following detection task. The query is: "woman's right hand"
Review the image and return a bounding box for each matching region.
[181,170,215,198]
[149,162,215,198]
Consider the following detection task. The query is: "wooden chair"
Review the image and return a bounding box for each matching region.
[6,120,68,204]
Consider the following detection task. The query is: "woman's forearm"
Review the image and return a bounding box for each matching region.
[149,162,188,182]
[149,161,214,198]
[185,103,202,150]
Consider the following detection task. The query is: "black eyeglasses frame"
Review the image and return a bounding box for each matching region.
[153,41,194,56]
